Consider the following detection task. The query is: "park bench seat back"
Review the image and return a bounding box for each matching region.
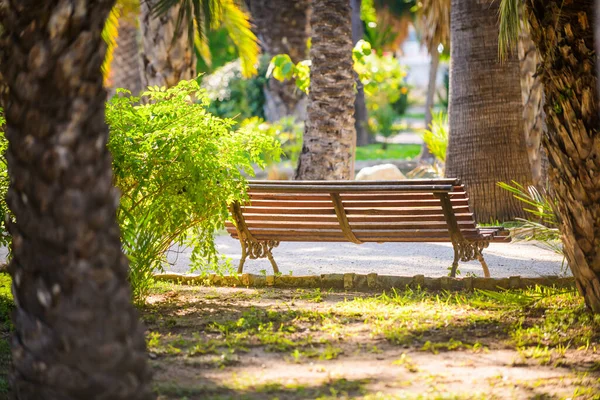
[225,179,509,243]
[225,179,510,277]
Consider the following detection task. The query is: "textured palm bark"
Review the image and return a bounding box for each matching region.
[247,0,310,122]
[351,0,371,146]
[597,0,600,99]
[295,0,357,180]
[518,19,547,188]
[446,0,533,222]
[139,0,195,89]
[420,49,439,163]
[109,15,142,96]
[524,0,600,312]
[0,1,153,398]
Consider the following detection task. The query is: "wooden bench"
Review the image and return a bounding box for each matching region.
[225,179,510,278]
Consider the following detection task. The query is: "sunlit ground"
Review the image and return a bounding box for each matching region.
[143,282,600,400]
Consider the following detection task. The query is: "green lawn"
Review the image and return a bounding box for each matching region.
[400,112,425,120]
[145,283,600,399]
[0,276,599,399]
[355,143,421,161]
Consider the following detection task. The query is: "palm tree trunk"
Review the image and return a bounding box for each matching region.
[0,1,153,398]
[109,15,143,96]
[247,0,310,121]
[597,0,600,99]
[139,0,195,89]
[445,0,533,223]
[524,0,600,312]
[518,18,547,189]
[295,0,357,180]
[420,49,439,163]
[351,0,372,147]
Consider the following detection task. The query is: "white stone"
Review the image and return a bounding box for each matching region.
[355,163,406,181]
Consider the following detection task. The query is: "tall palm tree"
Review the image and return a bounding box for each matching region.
[500,0,600,312]
[246,0,310,122]
[109,4,143,95]
[295,0,357,180]
[140,0,195,88]
[415,0,450,162]
[139,0,259,89]
[517,20,547,189]
[351,0,372,147]
[0,0,152,398]
[445,0,533,222]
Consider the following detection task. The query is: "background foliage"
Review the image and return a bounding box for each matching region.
[240,117,304,164]
[201,57,269,122]
[268,40,411,144]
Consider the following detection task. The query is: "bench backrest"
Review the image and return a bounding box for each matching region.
[225,179,506,244]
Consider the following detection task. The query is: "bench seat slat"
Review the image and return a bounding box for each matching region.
[250,179,461,186]
[230,234,501,243]
[344,206,471,215]
[226,225,502,239]
[226,220,477,230]
[239,206,473,215]
[240,213,476,223]
[248,184,455,193]
[244,198,470,208]
[231,227,480,237]
[249,192,469,202]
[229,235,493,243]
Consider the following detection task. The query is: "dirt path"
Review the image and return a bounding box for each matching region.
[166,237,567,279]
[144,284,599,399]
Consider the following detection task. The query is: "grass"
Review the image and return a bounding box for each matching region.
[400,112,426,120]
[355,143,421,161]
[144,284,600,399]
[0,278,599,399]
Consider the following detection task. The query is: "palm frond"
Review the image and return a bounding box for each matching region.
[194,19,212,69]
[415,0,450,53]
[151,0,259,77]
[102,5,121,86]
[498,0,522,61]
[220,0,259,77]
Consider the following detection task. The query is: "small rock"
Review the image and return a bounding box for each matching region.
[355,163,406,180]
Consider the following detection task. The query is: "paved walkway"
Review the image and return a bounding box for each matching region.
[165,235,568,278]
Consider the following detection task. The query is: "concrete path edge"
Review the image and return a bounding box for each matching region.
[154,273,575,292]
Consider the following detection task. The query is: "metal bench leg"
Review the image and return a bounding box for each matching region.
[477,253,491,278]
[238,240,248,274]
[238,245,248,274]
[450,243,460,277]
[267,251,279,275]
[237,238,280,275]
[451,239,491,278]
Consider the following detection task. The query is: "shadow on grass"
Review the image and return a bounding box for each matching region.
[155,377,370,400]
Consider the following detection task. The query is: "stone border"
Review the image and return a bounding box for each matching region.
[154,273,574,292]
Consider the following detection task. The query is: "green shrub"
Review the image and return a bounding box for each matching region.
[368,104,397,149]
[202,57,269,122]
[0,112,11,252]
[420,111,448,162]
[107,80,281,304]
